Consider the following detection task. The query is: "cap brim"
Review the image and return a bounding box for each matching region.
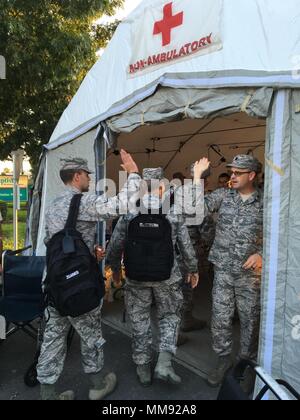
[226,163,249,169]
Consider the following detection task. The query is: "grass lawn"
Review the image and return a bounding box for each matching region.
[1,206,27,250]
[2,222,26,250]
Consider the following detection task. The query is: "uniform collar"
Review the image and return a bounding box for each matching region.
[231,188,260,204]
[66,185,82,194]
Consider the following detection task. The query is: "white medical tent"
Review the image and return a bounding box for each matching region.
[28,0,300,394]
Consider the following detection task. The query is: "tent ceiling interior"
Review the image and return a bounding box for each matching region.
[107,112,266,186]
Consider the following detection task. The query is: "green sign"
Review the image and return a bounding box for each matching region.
[0,188,28,202]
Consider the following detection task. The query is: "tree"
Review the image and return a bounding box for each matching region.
[0,0,123,173]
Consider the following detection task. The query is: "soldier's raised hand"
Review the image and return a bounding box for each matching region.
[120,149,139,174]
[193,158,210,182]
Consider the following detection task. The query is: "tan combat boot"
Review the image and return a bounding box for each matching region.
[154,352,181,385]
[136,363,152,387]
[89,372,117,401]
[40,384,75,401]
[207,356,233,387]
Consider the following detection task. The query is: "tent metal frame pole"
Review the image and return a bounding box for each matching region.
[164,118,216,171]
[94,127,106,273]
[152,124,266,142]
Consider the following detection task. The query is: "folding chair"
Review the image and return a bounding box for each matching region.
[0,247,45,386]
[0,248,45,340]
[217,359,300,401]
[0,247,78,387]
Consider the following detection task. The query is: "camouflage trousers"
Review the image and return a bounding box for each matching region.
[37,304,105,385]
[211,268,261,360]
[180,246,213,318]
[124,281,183,366]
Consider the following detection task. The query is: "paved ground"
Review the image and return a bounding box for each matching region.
[0,324,218,401]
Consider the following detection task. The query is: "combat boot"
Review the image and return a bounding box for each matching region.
[154,352,182,385]
[181,311,206,332]
[40,384,75,401]
[88,372,117,401]
[177,333,188,347]
[207,356,233,387]
[136,364,152,387]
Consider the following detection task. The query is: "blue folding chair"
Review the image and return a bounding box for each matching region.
[0,248,45,340]
[0,248,46,386]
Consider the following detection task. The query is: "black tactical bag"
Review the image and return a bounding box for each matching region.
[124,210,174,282]
[45,194,104,317]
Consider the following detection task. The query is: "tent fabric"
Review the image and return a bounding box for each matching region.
[47,0,300,150]
[26,154,46,251]
[36,129,97,256]
[106,87,273,135]
[259,90,300,394]
[28,0,300,396]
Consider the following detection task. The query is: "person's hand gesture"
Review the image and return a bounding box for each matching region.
[193,158,210,182]
[120,149,139,174]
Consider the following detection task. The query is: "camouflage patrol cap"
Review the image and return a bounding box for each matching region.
[60,158,93,174]
[226,155,262,174]
[142,168,164,181]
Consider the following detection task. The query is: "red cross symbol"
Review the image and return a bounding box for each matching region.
[153,2,184,47]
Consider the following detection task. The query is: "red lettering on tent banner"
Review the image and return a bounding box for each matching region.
[153,2,184,47]
[129,33,213,74]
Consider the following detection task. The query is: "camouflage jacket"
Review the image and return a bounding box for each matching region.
[204,188,263,273]
[44,173,141,253]
[106,194,198,287]
[187,215,216,251]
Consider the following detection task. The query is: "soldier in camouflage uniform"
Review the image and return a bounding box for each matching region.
[204,155,263,387]
[106,167,205,387]
[37,151,141,400]
[179,166,215,333]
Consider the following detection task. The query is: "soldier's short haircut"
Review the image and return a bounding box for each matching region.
[60,169,77,184]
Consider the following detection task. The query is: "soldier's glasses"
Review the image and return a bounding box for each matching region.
[230,171,252,177]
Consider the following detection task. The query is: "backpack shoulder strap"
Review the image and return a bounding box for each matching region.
[65,194,83,230]
[170,189,175,208]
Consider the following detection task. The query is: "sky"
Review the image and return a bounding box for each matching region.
[0,159,31,175]
[99,0,142,24]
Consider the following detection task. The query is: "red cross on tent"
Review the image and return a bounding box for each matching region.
[153,2,184,47]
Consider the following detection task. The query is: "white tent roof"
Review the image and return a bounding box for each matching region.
[48,0,300,149]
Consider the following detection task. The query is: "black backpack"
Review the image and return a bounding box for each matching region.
[45,194,105,318]
[124,208,174,282]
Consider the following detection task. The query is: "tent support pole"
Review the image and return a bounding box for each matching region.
[94,128,107,273]
[164,118,216,171]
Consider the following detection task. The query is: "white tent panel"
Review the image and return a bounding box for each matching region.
[27,0,300,397]
[36,129,97,256]
[49,0,300,149]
